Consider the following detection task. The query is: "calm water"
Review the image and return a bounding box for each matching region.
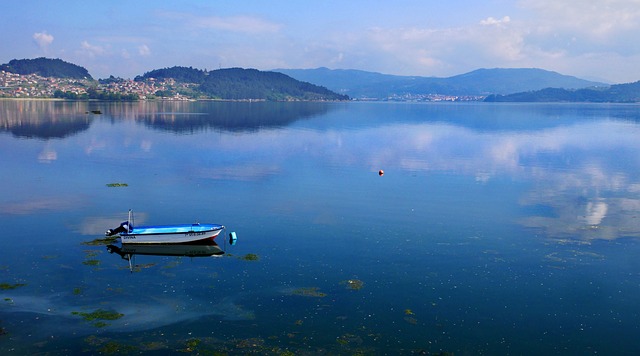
[1,100,640,354]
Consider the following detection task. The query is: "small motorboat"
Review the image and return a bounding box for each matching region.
[106,210,224,244]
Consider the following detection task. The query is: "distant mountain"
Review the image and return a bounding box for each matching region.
[485,80,640,103]
[274,67,607,99]
[135,66,349,101]
[0,57,93,80]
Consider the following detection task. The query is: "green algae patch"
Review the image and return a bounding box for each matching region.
[72,308,124,327]
[84,335,138,354]
[240,253,259,261]
[106,183,128,187]
[83,236,118,246]
[404,316,418,325]
[180,338,202,352]
[100,340,137,354]
[336,333,363,347]
[82,250,102,269]
[0,283,26,290]
[292,287,327,298]
[341,279,364,290]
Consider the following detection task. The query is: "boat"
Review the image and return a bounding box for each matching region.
[105,210,224,244]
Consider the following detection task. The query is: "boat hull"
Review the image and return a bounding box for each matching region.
[119,223,224,244]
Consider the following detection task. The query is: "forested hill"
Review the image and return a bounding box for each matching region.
[484,81,640,103]
[134,66,207,83]
[0,58,93,80]
[136,66,349,101]
[200,68,348,100]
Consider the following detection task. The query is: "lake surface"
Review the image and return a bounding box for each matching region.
[1,100,640,354]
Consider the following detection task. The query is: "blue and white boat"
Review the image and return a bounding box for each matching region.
[106,210,225,244]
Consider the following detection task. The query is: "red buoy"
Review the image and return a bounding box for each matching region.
[378,170,384,176]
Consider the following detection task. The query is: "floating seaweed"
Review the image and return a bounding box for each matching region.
[240,253,259,261]
[71,308,124,327]
[82,259,100,266]
[336,333,363,347]
[139,341,168,351]
[99,341,137,354]
[182,338,201,352]
[341,279,364,290]
[83,236,118,246]
[84,336,138,354]
[106,183,128,187]
[403,316,418,325]
[82,250,102,268]
[235,337,265,349]
[292,287,327,298]
[0,283,26,290]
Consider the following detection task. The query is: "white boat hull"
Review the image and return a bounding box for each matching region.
[120,228,223,244]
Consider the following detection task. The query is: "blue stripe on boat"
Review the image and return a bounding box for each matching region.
[127,223,223,235]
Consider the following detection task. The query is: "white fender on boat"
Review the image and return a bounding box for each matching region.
[229,231,237,245]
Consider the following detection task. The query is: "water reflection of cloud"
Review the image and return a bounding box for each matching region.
[0,197,84,215]
[581,201,608,226]
[197,164,280,181]
[162,118,640,242]
[211,120,640,242]
[78,213,148,235]
[37,148,57,163]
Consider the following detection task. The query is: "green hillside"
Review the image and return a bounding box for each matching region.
[199,68,348,101]
[135,66,349,101]
[0,57,93,80]
[134,66,207,83]
[484,81,640,103]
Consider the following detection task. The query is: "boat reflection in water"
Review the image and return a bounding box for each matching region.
[106,241,224,272]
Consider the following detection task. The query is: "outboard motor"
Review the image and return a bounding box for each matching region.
[105,222,129,236]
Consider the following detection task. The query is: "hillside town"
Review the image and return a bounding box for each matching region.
[0,70,192,100]
[1,70,486,101]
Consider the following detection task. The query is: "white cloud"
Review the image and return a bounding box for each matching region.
[33,31,54,51]
[520,0,640,38]
[161,11,282,34]
[138,44,151,56]
[196,15,281,33]
[80,40,107,57]
[480,16,511,27]
[358,19,528,75]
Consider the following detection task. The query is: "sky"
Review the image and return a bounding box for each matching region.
[2,0,640,83]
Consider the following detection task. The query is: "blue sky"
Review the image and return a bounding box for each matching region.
[2,0,639,83]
